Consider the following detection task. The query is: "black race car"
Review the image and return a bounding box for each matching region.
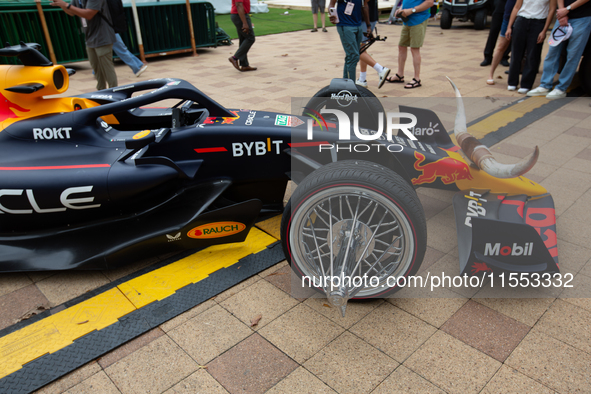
[0,43,558,310]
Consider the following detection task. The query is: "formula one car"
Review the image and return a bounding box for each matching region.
[0,43,558,310]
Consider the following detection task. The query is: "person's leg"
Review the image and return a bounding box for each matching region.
[398,45,407,77]
[407,20,427,83]
[502,43,511,64]
[360,52,376,70]
[112,33,144,74]
[87,46,104,91]
[554,16,591,92]
[231,13,245,67]
[337,25,360,79]
[319,0,326,30]
[359,21,370,73]
[231,14,255,67]
[311,0,319,31]
[520,19,544,90]
[396,24,410,78]
[483,0,506,64]
[488,32,510,82]
[351,26,364,79]
[507,17,526,88]
[410,48,421,81]
[95,44,117,89]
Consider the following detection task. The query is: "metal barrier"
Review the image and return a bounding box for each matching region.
[0,0,217,65]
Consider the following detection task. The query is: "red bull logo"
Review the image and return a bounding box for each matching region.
[203,110,240,125]
[411,152,473,185]
[0,92,30,122]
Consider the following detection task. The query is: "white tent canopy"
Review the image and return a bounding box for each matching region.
[122,0,268,14]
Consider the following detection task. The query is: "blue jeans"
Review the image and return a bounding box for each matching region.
[113,33,144,74]
[337,25,363,79]
[539,17,591,92]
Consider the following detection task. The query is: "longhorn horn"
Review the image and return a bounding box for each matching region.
[446,77,539,178]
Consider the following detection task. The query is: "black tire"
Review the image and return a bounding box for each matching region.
[580,55,591,95]
[303,85,385,132]
[474,8,487,30]
[440,9,453,29]
[281,160,427,299]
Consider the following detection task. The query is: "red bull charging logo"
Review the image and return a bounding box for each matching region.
[411,151,473,185]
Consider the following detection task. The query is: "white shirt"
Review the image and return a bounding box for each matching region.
[517,0,550,19]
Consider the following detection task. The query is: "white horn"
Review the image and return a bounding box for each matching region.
[446,77,539,179]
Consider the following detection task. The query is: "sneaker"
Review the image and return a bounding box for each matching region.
[517,88,529,94]
[507,85,516,91]
[527,86,550,96]
[135,64,148,77]
[377,67,391,89]
[546,88,566,99]
[356,79,368,87]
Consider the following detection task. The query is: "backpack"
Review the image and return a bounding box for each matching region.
[99,0,128,35]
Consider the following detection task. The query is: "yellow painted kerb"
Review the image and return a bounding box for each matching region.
[0,226,278,379]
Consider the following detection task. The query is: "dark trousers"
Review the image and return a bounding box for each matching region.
[231,14,255,67]
[483,0,510,61]
[508,16,545,89]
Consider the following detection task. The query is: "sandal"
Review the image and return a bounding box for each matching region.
[404,78,421,89]
[386,73,404,83]
[486,79,495,85]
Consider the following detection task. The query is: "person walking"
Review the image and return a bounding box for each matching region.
[328,0,371,80]
[527,0,591,99]
[229,0,257,71]
[51,0,118,90]
[357,0,391,88]
[106,0,147,77]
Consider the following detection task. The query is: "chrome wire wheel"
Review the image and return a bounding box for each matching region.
[282,160,427,312]
[289,186,414,298]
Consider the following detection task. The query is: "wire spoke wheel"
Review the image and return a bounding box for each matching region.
[282,160,426,313]
[290,186,414,298]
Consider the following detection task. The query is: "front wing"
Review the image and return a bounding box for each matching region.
[453,190,559,275]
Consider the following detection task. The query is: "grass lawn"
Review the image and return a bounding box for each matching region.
[216,8,318,39]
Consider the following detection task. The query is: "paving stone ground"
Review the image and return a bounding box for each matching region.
[1,7,590,394]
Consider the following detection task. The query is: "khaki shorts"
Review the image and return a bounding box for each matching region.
[399,20,428,48]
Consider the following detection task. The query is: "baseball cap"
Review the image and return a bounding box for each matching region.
[548,24,573,47]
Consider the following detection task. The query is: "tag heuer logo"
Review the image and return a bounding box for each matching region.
[275,115,304,127]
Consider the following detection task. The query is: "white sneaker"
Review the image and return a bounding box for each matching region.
[356,79,368,88]
[546,88,566,100]
[135,64,148,77]
[378,67,391,89]
[507,85,516,91]
[527,86,550,96]
[517,88,529,94]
